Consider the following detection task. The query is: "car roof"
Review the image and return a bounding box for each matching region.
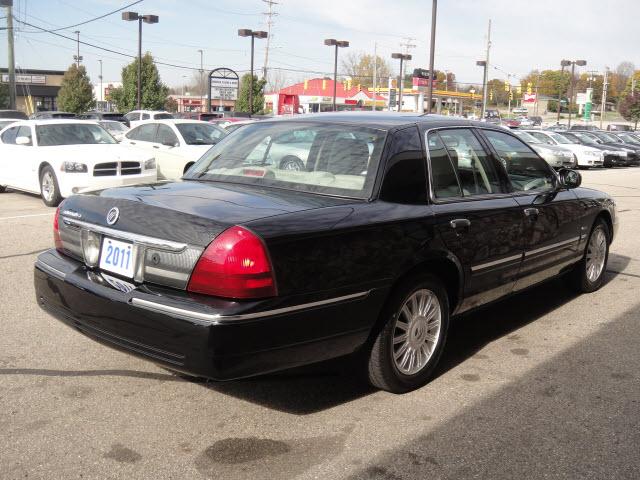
[8,119,102,126]
[128,110,170,114]
[259,112,490,129]
[135,119,213,126]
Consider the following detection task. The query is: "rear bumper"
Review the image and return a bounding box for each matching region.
[34,250,385,380]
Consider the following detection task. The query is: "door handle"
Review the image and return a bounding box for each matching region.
[152,145,160,149]
[450,218,471,229]
[129,141,136,145]
[524,208,540,217]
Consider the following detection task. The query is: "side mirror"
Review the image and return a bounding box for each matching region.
[15,136,31,146]
[162,140,178,148]
[558,168,581,189]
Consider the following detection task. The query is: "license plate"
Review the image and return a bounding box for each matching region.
[102,273,136,293]
[99,237,135,279]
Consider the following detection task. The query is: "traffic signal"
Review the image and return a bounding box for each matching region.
[516,85,522,94]
[527,82,532,94]
[509,90,514,100]
[489,90,494,101]
[304,79,308,90]
[504,81,510,92]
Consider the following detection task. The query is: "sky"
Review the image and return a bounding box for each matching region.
[1,0,639,91]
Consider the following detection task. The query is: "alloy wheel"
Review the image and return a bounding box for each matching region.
[41,172,55,202]
[585,227,607,283]
[392,289,442,375]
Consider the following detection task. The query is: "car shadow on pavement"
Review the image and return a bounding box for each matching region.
[201,254,632,415]
[346,300,640,480]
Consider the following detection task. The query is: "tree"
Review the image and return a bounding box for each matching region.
[0,83,8,109]
[235,73,267,114]
[165,96,178,113]
[108,53,169,112]
[618,93,640,129]
[57,64,95,114]
[341,52,393,88]
[613,61,635,97]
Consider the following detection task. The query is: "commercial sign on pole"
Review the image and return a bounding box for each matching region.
[523,93,537,103]
[583,88,593,121]
[1,74,46,84]
[208,68,239,112]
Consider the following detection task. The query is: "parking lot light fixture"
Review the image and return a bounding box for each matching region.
[391,53,412,112]
[566,59,587,128]
[239,29,268,116]
[324,39,349,111]
[122,11,159,110]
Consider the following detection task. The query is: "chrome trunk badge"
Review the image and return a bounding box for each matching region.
[106,207,120,225]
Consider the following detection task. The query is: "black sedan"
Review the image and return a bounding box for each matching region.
[34,113,617,393]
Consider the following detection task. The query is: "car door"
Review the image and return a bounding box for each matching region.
[153,124,184,180]
[123,123,158,154]
[11,125,38,192]
[0,125,21,187]
[425,128,524,312]
[480,129,583,291]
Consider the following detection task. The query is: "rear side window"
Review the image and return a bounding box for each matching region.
[141,113,150,120]
[127,124,157,142]
[154,113,173,120]
[482,129,555,192]
[156,124,179,146]
[427,129,503,199]
[380,126,427,204]
[124,112,139,122]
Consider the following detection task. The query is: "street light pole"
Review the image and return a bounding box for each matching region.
[567,59,587,129]
[426,0,437,113]
[557,60,570,125]
[600,67,609,130]
[98,59,103,103]
[73,31,82,66]
[198,49,204,112]
[122,12,159,110]
[477,60,487,119]
[391,53,412,112]
[239,29,268,116]
[324,39,349,112]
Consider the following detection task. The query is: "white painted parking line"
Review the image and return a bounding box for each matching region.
[0,212,54,221]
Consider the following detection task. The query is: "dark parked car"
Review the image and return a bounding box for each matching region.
[0,109,28,120]
[577,130,640,166]
[77,111,129,126]
[558,131,630,167]
[606,124,633,132]
[569,124,600,131]
[30,111,76,119]
[34,113,617,393]
[529,116,543,126]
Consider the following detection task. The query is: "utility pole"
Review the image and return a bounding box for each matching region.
[262,0,278,80]
[2,0,16,110]
[198,49,204,111]
[73,31,82,66]
[372,42,377,111]
[426,0,437,113]
[98,59,103,103]
[480,19,491,119]
[600,67,609,129]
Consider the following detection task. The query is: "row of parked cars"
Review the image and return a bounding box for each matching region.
[0,109,263,206]
[515,127,640,169]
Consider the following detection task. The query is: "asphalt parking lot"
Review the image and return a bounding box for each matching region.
[1,168,639,480]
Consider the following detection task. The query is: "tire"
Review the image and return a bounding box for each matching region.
[279,156,304,171]
[40,165,62,207]
[0,185,6,193]
[367,274,450,393]
[568,218,610,293]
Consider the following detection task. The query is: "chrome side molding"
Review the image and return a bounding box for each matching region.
[130,291,370,325]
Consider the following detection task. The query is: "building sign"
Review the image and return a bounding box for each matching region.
[1,74,46,84]
[208,68,239,106]
[523,93,537,103]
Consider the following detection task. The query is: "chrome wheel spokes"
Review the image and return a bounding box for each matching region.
[392,289,442,375]
[41,172,54,202]
[585,228,607,283]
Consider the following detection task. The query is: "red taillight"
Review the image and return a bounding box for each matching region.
[187,226,277,299]
[53,207,63,251]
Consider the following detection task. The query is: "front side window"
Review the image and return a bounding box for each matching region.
[427,128,503,198]
[1,126,20,144]
[16,126,33,145]
[126,124,157,142]
[124,112,139,122]
[483,129,555,192]
[36,124,116,146]
[186,121,386,199]
[141,113,150,120]
[154,113,173,120]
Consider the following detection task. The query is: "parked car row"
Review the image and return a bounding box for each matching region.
[32,113,617,393]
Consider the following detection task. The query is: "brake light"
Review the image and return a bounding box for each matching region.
[187,226,277,299]
[53,207,63,251]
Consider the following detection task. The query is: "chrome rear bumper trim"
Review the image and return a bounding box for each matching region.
[131,291,370,325]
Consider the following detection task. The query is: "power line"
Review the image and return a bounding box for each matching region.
[17,0,144,33]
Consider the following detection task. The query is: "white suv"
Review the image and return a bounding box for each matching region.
[124,110,174,128]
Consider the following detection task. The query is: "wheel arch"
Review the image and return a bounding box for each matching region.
[38,162,53,178]
[183,161,195,174]
[595,209,614,241]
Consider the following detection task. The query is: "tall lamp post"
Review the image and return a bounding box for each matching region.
[324,39,349,111]
[122,11,159,110]
[476,60,487,119]
[566,59,587,128]
[391,53,412,112]
[98,59,103,104]
[239,29,268,116]
[198,49,204,112]
[426,0,438,113]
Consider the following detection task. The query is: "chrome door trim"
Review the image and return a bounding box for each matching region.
[471,253,523,272]
[524,236,581,257]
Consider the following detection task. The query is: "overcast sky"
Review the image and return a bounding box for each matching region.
[2,0,638,89]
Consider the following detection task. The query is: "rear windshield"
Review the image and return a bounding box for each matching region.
[185,121,387,199]
[36,123,117,146]
[154,113,174,120]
